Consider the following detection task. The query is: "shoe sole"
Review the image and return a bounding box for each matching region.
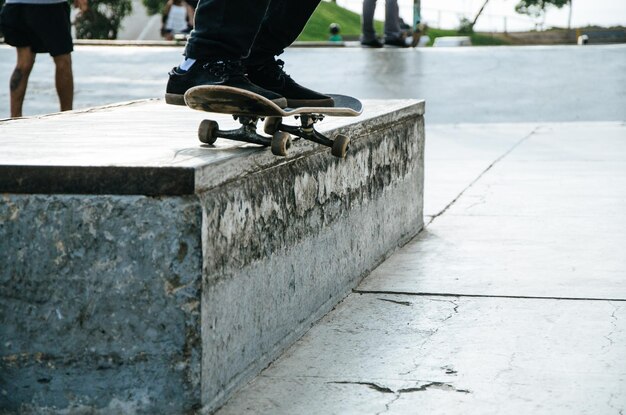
[166,92,288,109]
[165,93,186,106]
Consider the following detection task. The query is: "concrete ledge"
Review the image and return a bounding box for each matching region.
[0,99,425,413]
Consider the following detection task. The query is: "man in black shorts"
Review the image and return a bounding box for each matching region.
[165,0,334,108]
[0,0,88,118]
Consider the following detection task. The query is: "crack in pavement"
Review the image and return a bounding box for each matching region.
[426,127,540,227]
[328,380,471,395]
[329,380,472,415]
[329,381,394,394]
[354,290,626,302]
[398,382,471,394]
[378,298,413,306]
[398,299,459,376]
[602,301,620,353]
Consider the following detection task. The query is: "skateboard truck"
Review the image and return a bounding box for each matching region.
[198,114,349,158]
[187,88,361,158]
[264,115,350,158]
[198,115,292,156]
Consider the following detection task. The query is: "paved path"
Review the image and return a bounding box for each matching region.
[1,44,625,122]
[217,120,626,414]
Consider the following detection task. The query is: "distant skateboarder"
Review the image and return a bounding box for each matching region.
[165,0,334,109]
[0,0,88,118]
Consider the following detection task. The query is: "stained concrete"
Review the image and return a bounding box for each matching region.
[0,100,421,195]
[0,195,204,413]
[216,121,626,414]
[0,99,425,413]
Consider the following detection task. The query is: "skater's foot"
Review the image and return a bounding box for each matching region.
[384,37,410,48]
[246,59,334,108]
[360,38,383,48]
[165,58,287,108]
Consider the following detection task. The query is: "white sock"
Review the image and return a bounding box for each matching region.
[179,58,196,72]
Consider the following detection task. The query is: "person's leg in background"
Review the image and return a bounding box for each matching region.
[384,0,402,42]
[383,0,408,46]
[361,0,383,47]
[9,47,36,118]
[53,53,73,112]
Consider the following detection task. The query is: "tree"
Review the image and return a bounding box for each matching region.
[75,0,132,39]
[458,0,490,34]
[515,0,570,19]
[142,0,167,16]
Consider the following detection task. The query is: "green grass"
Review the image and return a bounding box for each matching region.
[297,1,382,41]
[427,28,510,46]
[298,1,509,46]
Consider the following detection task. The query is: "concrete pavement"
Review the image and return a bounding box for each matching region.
[1,44,624,413]
[1,44,625,122]
[216,120,626,414]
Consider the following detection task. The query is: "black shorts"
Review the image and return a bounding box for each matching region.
[0,2,73,56]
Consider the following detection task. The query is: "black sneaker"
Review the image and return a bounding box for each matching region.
[165,59,287,108]
[246,59,334,108]
[384,37,410,48]
[360,38,383,48]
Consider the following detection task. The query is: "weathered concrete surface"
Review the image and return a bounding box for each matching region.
[199,112,424,410]
[0,99,425,413]
[215,121,626,414]
[0,195,203,413]
[360,122,626,299]
[217,294,626,415]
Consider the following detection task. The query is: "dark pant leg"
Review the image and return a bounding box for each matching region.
[245,0,321,66]
[185,0,272,60]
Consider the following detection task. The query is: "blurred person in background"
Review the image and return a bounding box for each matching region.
[161,0,194,41]
[361,0,408,47]
[0,0,88,117]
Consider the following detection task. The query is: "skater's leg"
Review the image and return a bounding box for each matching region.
[245,0,320,66]
[166,0,287,107]
[244,0,333,107]
[185,0,272,61]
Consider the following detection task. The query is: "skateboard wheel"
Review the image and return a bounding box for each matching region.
[331,134,350,158]
[198,120,218,145]
[264,117,282,135]
[271,131,291,156]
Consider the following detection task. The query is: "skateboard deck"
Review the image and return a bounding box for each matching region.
[185,86,362,117]
[184,86,363,158]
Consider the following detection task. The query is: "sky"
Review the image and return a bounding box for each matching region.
[334,0,626,32]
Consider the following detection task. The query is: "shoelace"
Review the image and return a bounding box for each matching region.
[259,59,292,82]
[203,59,245,79]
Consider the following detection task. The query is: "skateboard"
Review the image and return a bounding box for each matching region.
[184,86,363,158]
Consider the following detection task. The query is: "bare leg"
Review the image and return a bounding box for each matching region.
[9,47,36,118]
[53,53,73,112]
